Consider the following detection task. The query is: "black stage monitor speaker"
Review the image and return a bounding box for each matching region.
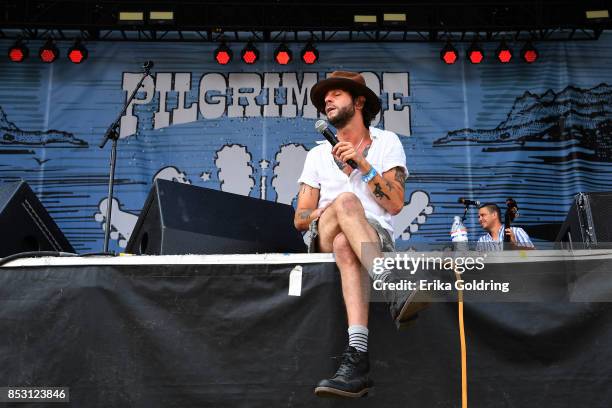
[523,222,563,242]
[126,179,307,255]
[556,192,612,248]
[0,180,75,257]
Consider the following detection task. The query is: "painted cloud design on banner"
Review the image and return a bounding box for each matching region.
[92,147,433,248]
[94,198,137,248]
[94,165,193,248]
[153,166,192,184]
[215,144,255,196]
[272,144,309,205]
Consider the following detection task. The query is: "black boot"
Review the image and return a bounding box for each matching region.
[314,346,373,398]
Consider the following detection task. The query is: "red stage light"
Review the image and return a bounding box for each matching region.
[466,41,484,64]
[469,50,483,64]
[302,50,318,64]
[243,50,257,64]
[215,50,231,64]
[274,43,292,65]
[8,42,28,62]
[521,42,538,63]
[39,39,59,63]
[442,51,457,64]
[215,51,231,65]
[300,42,319,64]
[214,43,232,65]
[440,41,458,64]
[40,49,57,63]
[275,51,290,64]
[9,48,24,62]
[67,40,88,64]
[68,49,84,63]
[495,40,513,63]
[524,50,537,63]
[241,42,259,64]
[497,49,512,63]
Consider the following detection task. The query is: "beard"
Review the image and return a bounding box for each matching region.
[327,103,355,129]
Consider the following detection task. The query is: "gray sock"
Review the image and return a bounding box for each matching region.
[367,265,393,282]
[377,269,393,282]
[348,325,369,352]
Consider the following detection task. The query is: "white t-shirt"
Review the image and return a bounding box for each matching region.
[297,127,408,235]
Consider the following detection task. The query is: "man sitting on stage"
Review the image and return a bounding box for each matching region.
[294,71,424,398]
[477,203,534,251]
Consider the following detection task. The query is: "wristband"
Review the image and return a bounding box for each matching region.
[361,167,377,183]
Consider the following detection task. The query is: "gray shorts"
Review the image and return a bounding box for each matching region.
[308,217,395,253]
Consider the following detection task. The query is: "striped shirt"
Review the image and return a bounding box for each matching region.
[477,224,534,251]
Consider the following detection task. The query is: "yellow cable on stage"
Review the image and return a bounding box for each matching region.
[455,270,468,408]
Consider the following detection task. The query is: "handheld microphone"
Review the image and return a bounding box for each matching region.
[458,197,480,207]
[314,120,358,169]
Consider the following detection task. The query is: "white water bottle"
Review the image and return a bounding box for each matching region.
[450,216,468,243]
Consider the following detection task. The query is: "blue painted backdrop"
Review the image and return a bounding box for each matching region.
[1,35,611,252]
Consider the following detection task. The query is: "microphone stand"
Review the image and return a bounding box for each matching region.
[461,204,469,222]
[99,63,152,254]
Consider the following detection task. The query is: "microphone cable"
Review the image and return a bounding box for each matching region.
[0,251,117,267]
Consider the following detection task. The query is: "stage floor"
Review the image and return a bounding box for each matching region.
[4,248,612,267]
[1,250,612,407]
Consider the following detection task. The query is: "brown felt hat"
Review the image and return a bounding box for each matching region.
[310,71,381,116]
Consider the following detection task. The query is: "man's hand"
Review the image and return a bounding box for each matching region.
[505,228,535,250]
[332,141,368,172]
[504,228,516,243]
[296,206,323,223]
[311,204,329,221]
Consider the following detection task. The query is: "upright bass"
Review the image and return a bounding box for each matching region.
[504,198,519,243]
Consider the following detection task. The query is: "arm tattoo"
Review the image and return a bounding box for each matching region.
[362,144,371,158]
[298,209,313,220]
[373,183,390,200]
[394,167,407,185]
[334,157,346,170]
[299,183,316,196]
